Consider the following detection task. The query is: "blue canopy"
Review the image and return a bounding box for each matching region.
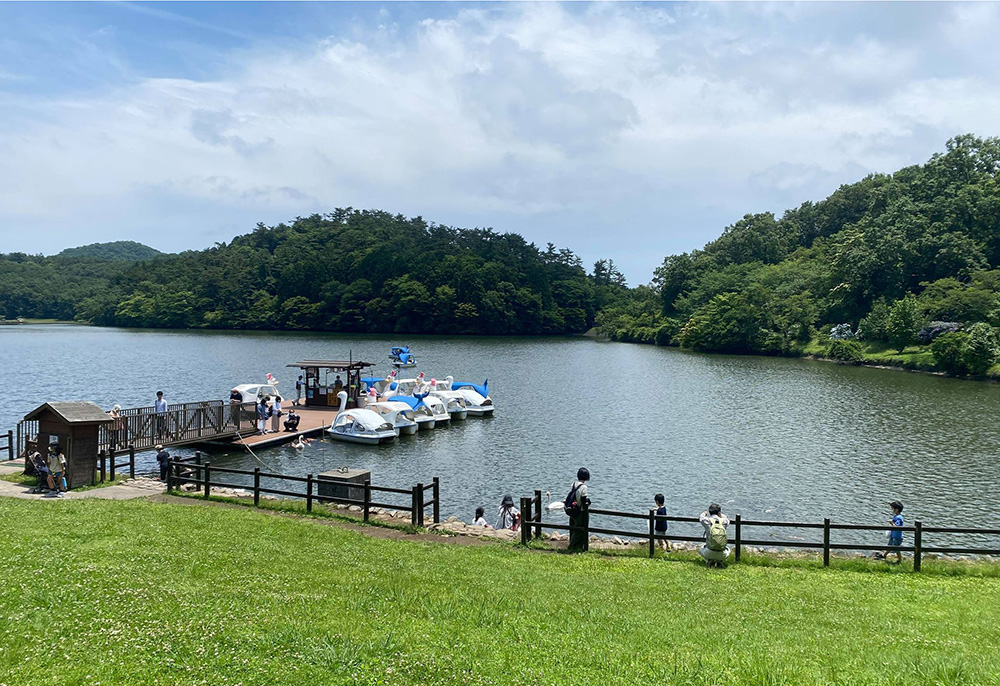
[390,346,413,364]
[451,378,488,397]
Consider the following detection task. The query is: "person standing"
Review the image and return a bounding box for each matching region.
[108,404,125,453]
[885,501,905,565]
[155,444,170,482]
[294,376,304,406]
[698,503,731,567]
[654,493,670,552]
[566,467,591,552]
[257,396,270,434]
[154,391,168,440]
[271,396,283,433]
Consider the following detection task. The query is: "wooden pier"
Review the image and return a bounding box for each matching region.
[216,404,337,451]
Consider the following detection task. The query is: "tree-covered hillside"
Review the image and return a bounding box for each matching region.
[57,241,163,261]
[2,209,627,334]
[597,135,1000,375]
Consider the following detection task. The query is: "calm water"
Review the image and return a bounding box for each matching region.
[4,324,1000,546]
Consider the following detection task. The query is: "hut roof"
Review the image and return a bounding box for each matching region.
[24,402,113,424]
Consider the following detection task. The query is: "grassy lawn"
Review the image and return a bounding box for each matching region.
[2,499,1000,685]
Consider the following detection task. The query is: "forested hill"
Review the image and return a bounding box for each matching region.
[1,209,628,334]
[597,135,1000,372]
[57,241,162,261]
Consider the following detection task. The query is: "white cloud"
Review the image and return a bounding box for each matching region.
[1,2,999,282]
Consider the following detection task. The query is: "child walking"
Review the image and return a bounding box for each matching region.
[654,493,669,551]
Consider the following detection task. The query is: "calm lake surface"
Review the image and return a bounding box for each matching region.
[4,324,999,545]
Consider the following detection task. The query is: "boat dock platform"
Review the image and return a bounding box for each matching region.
[222,405,337,451]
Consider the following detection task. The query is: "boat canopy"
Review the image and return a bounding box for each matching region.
[390,346,414,364]
[451,379,489,397]
[334,410,393,432]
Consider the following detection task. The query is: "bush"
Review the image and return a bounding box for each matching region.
[829,323,855,341]
[677,292,764,352]
[931,331,971,375]
[918,321,961,345]
[827,339,864,363]
[965,323,999,374]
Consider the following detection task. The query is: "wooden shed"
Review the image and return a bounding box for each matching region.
[22,402,112,488]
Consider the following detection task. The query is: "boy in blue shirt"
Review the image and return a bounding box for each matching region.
[886,500,904,564]
[654,493,669,552]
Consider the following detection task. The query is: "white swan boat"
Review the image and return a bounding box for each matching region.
[327,391,397,444]
[365,399,421,435]
[443,376,494,417]
[392,394,445,428]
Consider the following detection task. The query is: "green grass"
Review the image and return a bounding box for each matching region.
[0,472,128,490]
[3,499,1000,684]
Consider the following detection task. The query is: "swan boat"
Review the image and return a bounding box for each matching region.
[389,346,417,368]
[327,391,397,444]
[392,394,445,428]
[442,376,494,417]
[365,399,421,435]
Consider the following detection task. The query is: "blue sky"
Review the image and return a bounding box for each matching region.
[2,2,999,283]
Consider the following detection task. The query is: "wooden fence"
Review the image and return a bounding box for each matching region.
[520,494,1000,573]
[97,401,258,455]
[0,429,12,461]
[167,455,440,527]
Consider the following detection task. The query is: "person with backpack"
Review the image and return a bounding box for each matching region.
[698,503,730,567]
[566,467,591,552]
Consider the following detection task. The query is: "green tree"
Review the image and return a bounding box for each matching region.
[965,323,999,374]
[677,292,764,352]
[931,332,971,375]
[886,295,922,352]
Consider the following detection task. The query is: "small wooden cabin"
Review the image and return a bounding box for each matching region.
[22,402,112,488]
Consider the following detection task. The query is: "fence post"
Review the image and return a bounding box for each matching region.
[735,514,742,563]
[648,508,656,558]
[165,460,173,492]
[534,489,542,539]
[520,497,530,546]
[823,518,831,567]
[203,462,211,499]
[110,449,116,481]
[6,429,12,460]
[128,444,135,480]
[253,467,261,507]
[363,480,371,523]
[914,520,923,573]
[306,474,314,513]
[416,482,425,527]
[99,451,106,483]
[433,478,441,525]
[194,452,202,486]
[410,486,418,527]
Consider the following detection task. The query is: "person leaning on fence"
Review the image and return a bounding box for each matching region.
[108,404,125,452]
[155,445,170,481]
[496,494,520,530]
[698,503,731,567]
[566,467,591,552]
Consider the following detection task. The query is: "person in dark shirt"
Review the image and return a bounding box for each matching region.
[155,444,170,481]
[654,493,669,552]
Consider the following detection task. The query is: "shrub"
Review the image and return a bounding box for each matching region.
[654,318,682,346]
[677,292,764,352]
[918,321,961,345]
[931,331,971,375]
[829,323,855,341]
[965,323,999,374]
[827,339,864,363]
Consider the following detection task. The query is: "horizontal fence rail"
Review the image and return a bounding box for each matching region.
[166,455,439,527]
[521,499,1000,573]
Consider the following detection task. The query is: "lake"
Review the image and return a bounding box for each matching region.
[4,324,1000,546]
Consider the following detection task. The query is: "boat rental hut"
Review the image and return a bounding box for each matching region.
[286,359,376,408]
[20,402,112,488]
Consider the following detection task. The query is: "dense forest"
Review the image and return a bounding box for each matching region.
[597,134,1000,375]
[0,210,627,335]
[57,241,163,260]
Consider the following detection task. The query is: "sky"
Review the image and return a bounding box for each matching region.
[1,2,999,284]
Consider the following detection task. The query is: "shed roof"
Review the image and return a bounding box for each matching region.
[24,401,113,424]
[286,360,376,370]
